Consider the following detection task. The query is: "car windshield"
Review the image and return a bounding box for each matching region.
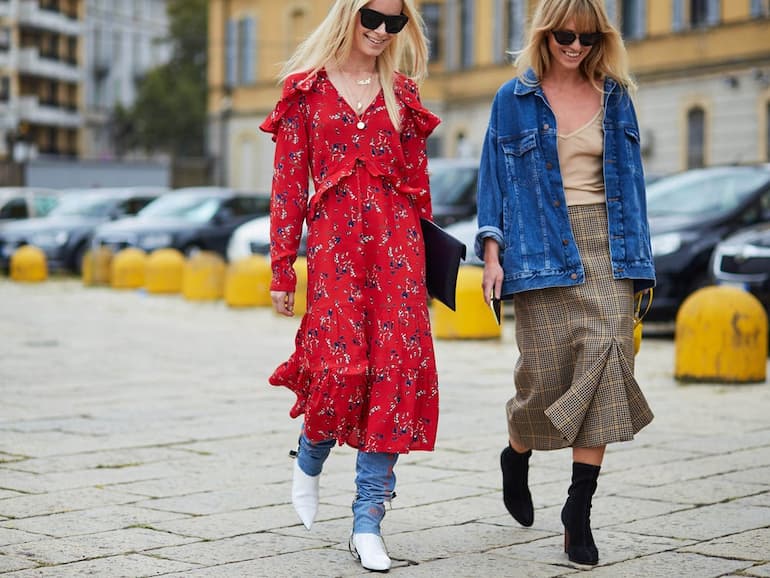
[138,194,222,223]
[646,168,770,217]
[48,194,119,217]
[429,164,477,205]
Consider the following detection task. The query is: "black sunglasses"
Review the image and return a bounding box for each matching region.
[359,7,409,34]
[551,30,602,47]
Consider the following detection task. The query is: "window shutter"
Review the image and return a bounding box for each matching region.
[225,19,237,88]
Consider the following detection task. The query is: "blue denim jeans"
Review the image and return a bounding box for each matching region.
[295,431,398,535]
[353,451,398,535]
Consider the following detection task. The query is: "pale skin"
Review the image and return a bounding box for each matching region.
[271,0,403,317]
[482,19,606,466]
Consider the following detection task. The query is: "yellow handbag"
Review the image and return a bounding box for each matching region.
[633,288,653,355]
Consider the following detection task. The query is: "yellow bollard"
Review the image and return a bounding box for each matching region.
[10,245,47,282]
[675,286,767,383]
[182,251,226,301]
[144,248,185,294]
[223,255,272,307]
[110,248,146,289]
[431,266,502,340]
[292,256,308,317]
[81,246,112,286]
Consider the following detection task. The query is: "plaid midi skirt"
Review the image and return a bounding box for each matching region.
[507,203,653,450]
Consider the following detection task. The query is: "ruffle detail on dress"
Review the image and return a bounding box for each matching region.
[259,71,318,138]
[395,75,441,138]
[544,338,654,446]
[269,304,439,453]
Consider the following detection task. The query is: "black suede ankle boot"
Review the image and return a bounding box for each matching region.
[561,462,601,565]
[500,445,534,527]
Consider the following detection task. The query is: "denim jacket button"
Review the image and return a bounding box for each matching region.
[553,200,561,207]
[546,162,553,170]
[562,239,569,246]
[570,273,578,280]
[543,123,550,130]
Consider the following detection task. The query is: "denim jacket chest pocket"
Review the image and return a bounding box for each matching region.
[500,131,539,188]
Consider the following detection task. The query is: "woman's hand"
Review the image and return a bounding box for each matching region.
[271,291,296,317]
[482,238,503,305]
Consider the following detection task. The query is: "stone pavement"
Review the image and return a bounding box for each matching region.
[0,277,768,578]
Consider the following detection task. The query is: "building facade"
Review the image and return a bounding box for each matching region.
[82,0,170,159]
[208,0,770,191]
[0,0,83,162]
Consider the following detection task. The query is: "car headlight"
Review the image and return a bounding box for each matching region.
[139,233,173,250]
[30,231,69,247]
[651,232,700,257]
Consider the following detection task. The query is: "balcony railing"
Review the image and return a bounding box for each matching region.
[17,46,80,82]
[18,94,81,128]
[19,0,81,36]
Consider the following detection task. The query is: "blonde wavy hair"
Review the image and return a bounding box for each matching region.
[280,0,429,132]
[515,0,636,93]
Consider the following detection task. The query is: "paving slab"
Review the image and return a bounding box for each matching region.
[0,278,768,577]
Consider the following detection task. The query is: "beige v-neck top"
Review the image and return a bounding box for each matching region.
[557,107,605,205]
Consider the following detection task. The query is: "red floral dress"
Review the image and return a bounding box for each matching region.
[260,69,440,453]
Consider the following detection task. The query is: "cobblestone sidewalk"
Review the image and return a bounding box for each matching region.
[0,279,768,577]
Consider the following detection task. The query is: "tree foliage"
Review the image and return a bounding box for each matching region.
[118,0,207,157]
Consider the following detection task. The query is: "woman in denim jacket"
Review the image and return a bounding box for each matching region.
[476,0,655,566]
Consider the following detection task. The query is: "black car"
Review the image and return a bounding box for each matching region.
[92,187,271,259]
[428,157,479,227]
[647,164,770,321]
[0,187,165,273]
[710,222,770,314]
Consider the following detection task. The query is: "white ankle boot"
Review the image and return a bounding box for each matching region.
[292,460,319,529]
[350,533,392,572]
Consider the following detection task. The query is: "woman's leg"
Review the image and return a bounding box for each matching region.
[562,445,605,565]
[350,451,398,571]
[501,438,534,526]
[292,430,334,530]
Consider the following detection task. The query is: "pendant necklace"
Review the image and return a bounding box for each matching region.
[340,70,376,130]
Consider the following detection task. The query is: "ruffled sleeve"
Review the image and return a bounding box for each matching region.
[395,74,440,219]
[260,72,316,292]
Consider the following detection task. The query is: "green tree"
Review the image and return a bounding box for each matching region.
[125,0,207,157]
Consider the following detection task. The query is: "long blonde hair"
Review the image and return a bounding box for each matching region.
[280,0,429,131]
[515,0,635,93]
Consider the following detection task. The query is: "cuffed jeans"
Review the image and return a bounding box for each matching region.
[296,431,398,535]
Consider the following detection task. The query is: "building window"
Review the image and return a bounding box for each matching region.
[225,19,237,89]
[0,27,10,51]
[238,17,255,85]
[460,0,474,69]
[621,0,646,40]
[766,101,770,162]
[0,76,9,102]
[687,106,705,169]
[690,0,720,27]
[422,3,441,62]
[506,0,526,54]
[751,0,769,16]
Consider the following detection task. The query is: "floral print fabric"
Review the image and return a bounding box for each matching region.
[260,70,440,453]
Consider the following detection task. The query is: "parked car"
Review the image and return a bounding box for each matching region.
[92,187,270,259]
[227,213,308,263]
[710,222,770,314]
[647,164,770,321]
[428,157,479,227]
[0,187,60,224]
[0,187,165,273]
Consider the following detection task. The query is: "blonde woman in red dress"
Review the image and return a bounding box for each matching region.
[260,0,439,571]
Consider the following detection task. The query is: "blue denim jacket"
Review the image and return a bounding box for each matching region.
[475,69,655,296]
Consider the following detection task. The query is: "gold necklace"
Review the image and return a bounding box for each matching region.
[339,75,377,129]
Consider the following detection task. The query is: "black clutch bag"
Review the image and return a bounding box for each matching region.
[420,218,467,311]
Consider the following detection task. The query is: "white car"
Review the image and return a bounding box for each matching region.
[226,214,308,263]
